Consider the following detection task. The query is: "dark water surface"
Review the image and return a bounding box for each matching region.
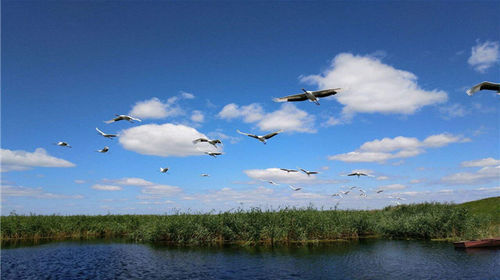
[1,239,499,279]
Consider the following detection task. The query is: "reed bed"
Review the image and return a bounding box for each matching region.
[1,203,497,244]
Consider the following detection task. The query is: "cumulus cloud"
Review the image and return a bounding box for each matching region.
[1,185,83,199]
[439,103,468,120]
[191,110,204,123]
[180,91,195,99]
[329,133,469,163]
[461,157,500,167]
[441,165,499,185]
[468,40,499,73]
[91,184,123,191]
[1,148,75,172]
[300,53,447,118]
[129,97,184,119]
[101,177,182,197]
[244,168,338,185]
[218,103,316,133]
[119,123,219,157]
[377,184,407,191]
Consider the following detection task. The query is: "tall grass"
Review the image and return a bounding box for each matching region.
[1,203,497,244]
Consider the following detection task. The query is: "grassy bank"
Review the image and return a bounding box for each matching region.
[1,200,498,244]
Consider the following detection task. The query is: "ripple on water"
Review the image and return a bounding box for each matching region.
[1,240,499,280]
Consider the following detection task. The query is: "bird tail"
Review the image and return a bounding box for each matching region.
[104,120,114,124]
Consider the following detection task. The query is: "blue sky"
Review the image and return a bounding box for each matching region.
[2,1,499,215]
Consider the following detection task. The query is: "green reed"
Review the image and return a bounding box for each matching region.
[1,202,496,244]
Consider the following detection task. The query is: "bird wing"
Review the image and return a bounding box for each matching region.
[308,171,318,174]
[96,127,105,135]
[467,81,500,96]
[237,130,259,139]
[263,130,282,139]
[104,119,116,124]
[479,81,500,92]
[193,138,208,144]
[312,88,341,98]
[273,93,308,102]
[347,173,355,176]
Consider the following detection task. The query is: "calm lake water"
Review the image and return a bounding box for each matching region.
[1,239,499,279]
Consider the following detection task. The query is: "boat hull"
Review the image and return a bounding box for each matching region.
[454,238,500,248]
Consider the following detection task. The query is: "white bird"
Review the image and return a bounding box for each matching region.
[340,190,350,195]
[105,114,142,124]
[299,168,319,176]
[332,193,343,198]
[56,141,71,148]
[192,138,222,148]
[273,88,342,105]
[359,189,367,197]
[280,168,298,173]
[266,180,279,185]
[205,152,223,157]
[97,146,109,153]
[236,129,283,144]
[348,172,369,178]
[289,185,302,191]
[392,200,401,206]
[96,127,117,139]
[200,173,209,177]
[466,81,500,96]
[160,167,169,173]
[348,186,358,190]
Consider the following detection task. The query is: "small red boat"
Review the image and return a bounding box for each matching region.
[454,238,500,248]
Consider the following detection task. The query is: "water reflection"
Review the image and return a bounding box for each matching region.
[2,239,499,280]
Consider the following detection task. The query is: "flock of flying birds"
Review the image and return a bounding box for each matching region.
[54,81,499,205]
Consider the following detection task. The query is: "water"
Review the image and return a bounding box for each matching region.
[1,239,499,279]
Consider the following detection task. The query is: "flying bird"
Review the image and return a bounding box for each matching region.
[205,152,223,157]
[273,88,342,105]
[105,114,142,124]
[332,193,343,198]
[236,129,283,144]
[299,168,319,176]
[348,172,369,178]
[340,190,350,195]
[466,81,500,96]
[280,168,298,173]
[266,180,279,185]
[289,185,302,191]
[97,146,109,153]
[55,141,71,148]
[200,173,210,177]
[376,190,384,194]
[359,189,367,197]
[96,127,117,139]
[160,167,169,173]
[192,138,222,148]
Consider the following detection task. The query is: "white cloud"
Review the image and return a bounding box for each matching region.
[104,177,154,186]
[377,184,407,191]
[180,91,195,99]
[218,103,264,123]
[119,123,219,157]
[439,103,468,120]
[468,40,499,73]
[300,53,447,118]
[322,116,342,127]
[441,165,500,185]
[244,168,338,185]
[218,103,316,133]
[461,157,500,167]
[101,177,182,198]
[191,110,204,123]
[91,184,123,191]
[1,148,75,172]
[1,185,83,199]
[129,97,184,119]
[329,133,469,163]
[74,180,86,184]
[258,104,316,133]
[376,176,389,181]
